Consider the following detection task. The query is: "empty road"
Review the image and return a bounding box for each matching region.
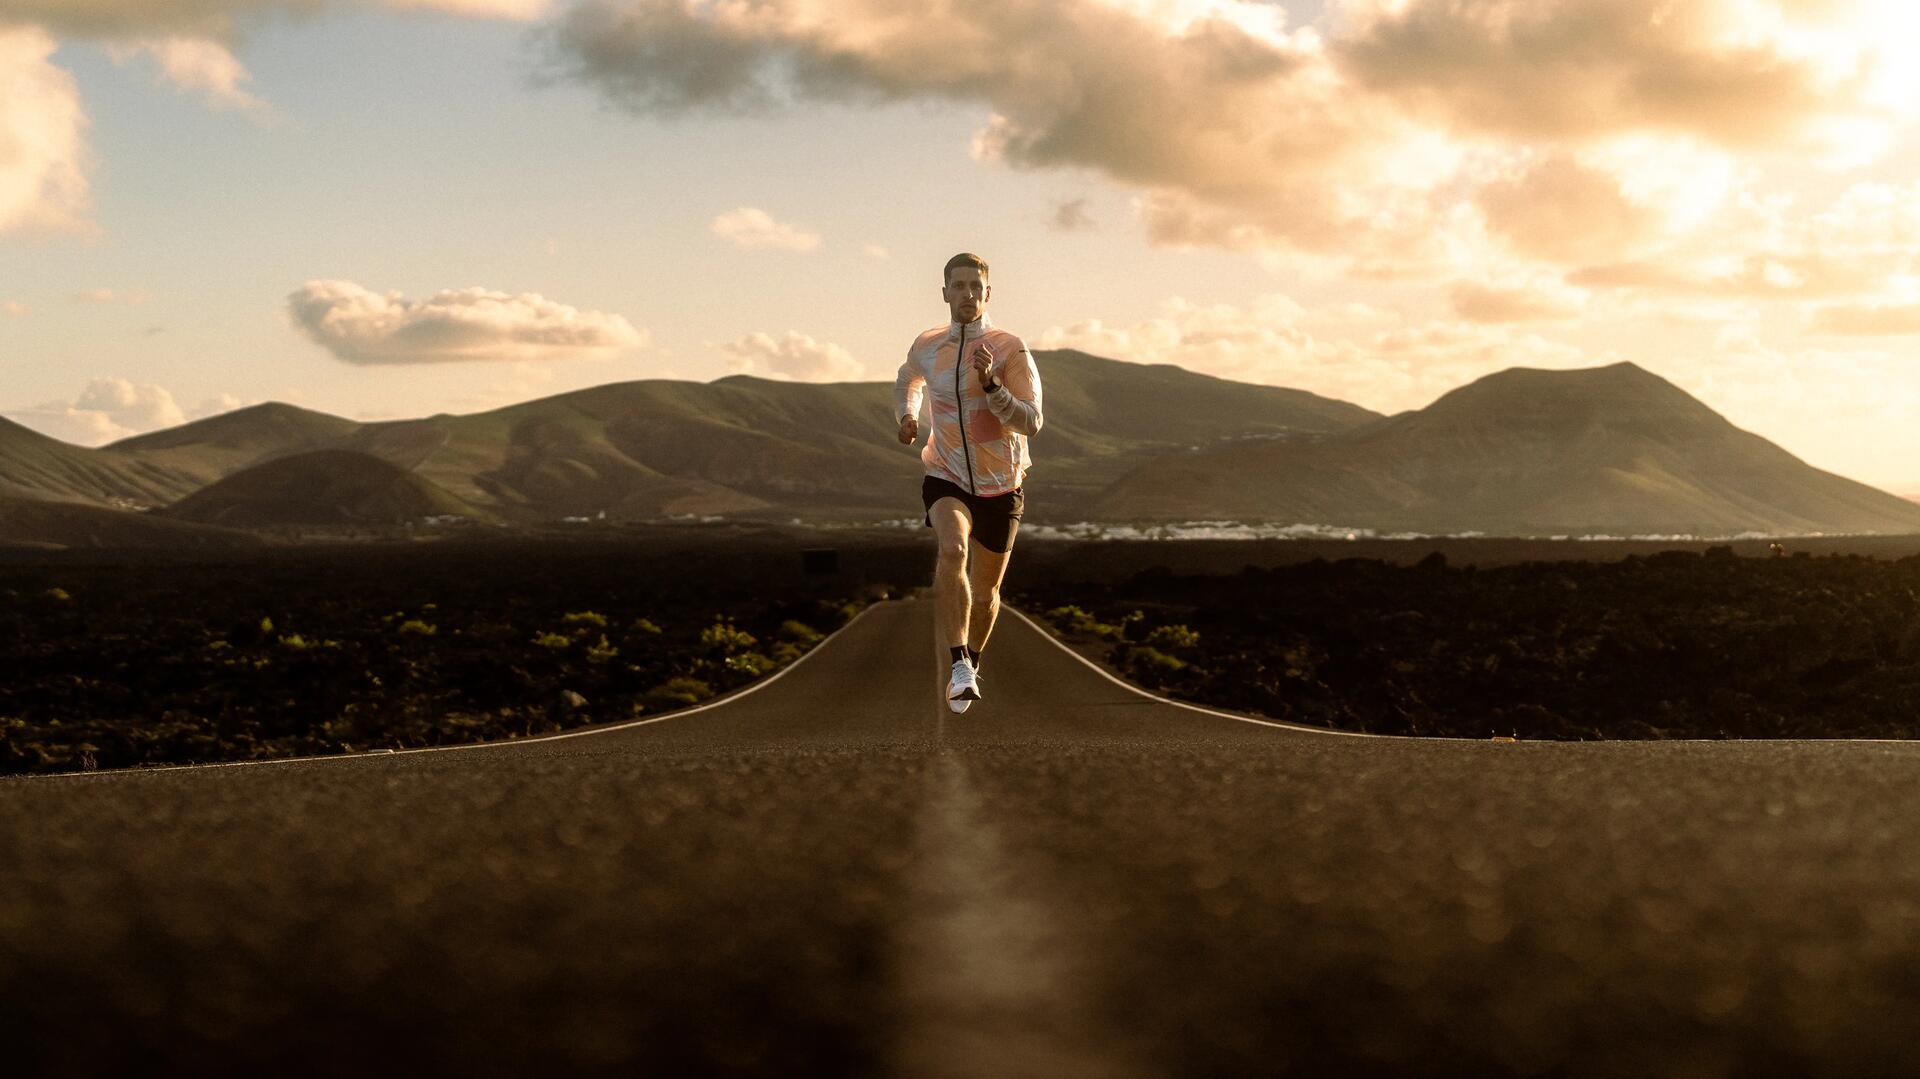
[6,592,1920,1077]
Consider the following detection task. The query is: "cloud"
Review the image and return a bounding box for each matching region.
[4,378,185,445]
[105,37,273,118]
[382,0,554,18]
[2,1,550,41]
[721,330,866,381]
[73,287,153,304]
[1049,197,1097,232]
[543,0,1920,278]
[710,207,820,251]
[1475,154,1666,264]
[286,280,648,365]
[1448,279,1587,323]
[1,2,554,238]
[1039,292,1598,414]
[0,26,93,238]
[1332,0,1918,164]
[541,0,1431,260]
[1807,303,1920,336]
[863,244,890,260]
[1,300,27,317]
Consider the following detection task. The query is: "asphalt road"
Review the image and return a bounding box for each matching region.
[7,592,1920,1077]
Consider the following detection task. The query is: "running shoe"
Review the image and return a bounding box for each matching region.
[947,657,980,702]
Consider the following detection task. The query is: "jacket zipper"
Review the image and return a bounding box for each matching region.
[955,324,976,494]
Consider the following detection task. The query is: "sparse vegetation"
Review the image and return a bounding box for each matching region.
[0,541,905,775]
[1015,547,1920,740]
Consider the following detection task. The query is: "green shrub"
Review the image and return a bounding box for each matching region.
[532,631,571,650]
[1146,624,1201,652]
[1126,646,1188,680]
[778,619,823,643]
[700,621,757,653]
[398,619,437,636]
[643,676,712,711]
[585,635,618,664]
[563,611,608,629]
[726,651,775,676]
[630,617,663,635]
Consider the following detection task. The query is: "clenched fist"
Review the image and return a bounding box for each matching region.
[969,342,996,392]
[897,414,918,444]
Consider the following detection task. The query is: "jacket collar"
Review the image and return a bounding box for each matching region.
[946,309,993,340]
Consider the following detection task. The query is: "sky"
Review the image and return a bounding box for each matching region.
[3,0,1919,492]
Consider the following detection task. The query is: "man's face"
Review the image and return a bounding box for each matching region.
[942,267,990,324]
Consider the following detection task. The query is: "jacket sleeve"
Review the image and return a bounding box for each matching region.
[986,342,1042,437]
[894,344,925,422]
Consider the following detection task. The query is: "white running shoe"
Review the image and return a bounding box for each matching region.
[947,658,980,702]
[947,664,983,714]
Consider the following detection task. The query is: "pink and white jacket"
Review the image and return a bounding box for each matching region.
[894,310,1044,497]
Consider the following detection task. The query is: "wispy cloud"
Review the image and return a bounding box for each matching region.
[285,280,648,365]
[105,37,275,120]
[1448,279,1587,324]
[721,330,865,381]
[2,0,551,41]
[1039,292,1596,414]
[1049,197,1096,232]
[73,287,153,305]
[711,207,820,251]
[1808,303,1920,336]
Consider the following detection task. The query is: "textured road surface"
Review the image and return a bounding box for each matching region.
[8,593,1920,1077]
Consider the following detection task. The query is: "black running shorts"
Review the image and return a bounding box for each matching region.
[921,474,1024,554]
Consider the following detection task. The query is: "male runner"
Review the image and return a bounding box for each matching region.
[894,252,1044,714]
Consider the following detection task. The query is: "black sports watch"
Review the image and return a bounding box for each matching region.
[983,376,1001,393]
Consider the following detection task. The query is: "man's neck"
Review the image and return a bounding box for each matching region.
[949,310,992,334]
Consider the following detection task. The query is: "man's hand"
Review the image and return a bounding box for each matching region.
[970,342,997,393]
[897,414,918,444]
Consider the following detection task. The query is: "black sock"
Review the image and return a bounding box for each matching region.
[967,647,981,669]
[950,645,967,664]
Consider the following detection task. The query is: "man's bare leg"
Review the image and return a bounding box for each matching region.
[966,533,1014,663]
[928,498,973,657]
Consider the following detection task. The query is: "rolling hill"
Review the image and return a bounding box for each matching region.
[1087,361,1920,535]
[158,450,489,527]
[0,417,200,507]
[0,495,264,550]
[104,402,364,488]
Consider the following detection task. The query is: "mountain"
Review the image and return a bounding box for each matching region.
[104,403,363,488]
[0,495,263,550]
[158,450,488,527]
[1087,361,1920,535]
[0,416,200,506]
[8,352,1376,525]
[309,350,1381,522]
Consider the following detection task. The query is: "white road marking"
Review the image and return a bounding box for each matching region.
[890,750,1145,1079]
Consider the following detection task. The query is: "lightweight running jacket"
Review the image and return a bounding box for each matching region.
[894,310,1044,498]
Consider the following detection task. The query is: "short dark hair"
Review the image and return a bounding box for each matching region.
[943,252,989,285]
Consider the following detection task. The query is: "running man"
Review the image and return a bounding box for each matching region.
[894,252,1045,713]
